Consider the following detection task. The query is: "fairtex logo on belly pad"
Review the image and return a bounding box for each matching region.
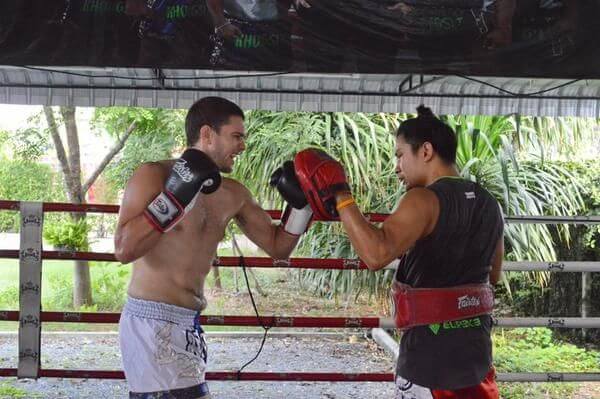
[457,295,481,309]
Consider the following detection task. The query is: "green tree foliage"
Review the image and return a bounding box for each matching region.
[1,105,184,306]
[447,115,585,286]
[515,116,600,160]
[0,159,65,231]
[10,127,50,161]
[0,129,10,159]
[495,328,599,399]
[556,160,600,253]
[496,159,600,343]
[95,107,186,190]
[0,122,66,233]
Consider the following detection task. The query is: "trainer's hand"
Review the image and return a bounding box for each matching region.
[145,149,221,232]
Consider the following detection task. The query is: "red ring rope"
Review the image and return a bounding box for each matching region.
[0,250,369,269]
[0,368,394,381]
[1,311,383,327]
[0,200,387,222]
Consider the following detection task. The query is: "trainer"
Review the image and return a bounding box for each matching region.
[290,106,503,398]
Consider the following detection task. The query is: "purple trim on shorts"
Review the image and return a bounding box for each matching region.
[129,382,210,398]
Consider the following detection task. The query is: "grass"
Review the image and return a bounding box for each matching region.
[0,259,131,307]
[0,253,382,333]
[0,259,131,322]
[0,258,129,331]
[0,382,31,398]
[495,328,600,399]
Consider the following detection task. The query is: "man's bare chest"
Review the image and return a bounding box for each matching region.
[176,193,238,235]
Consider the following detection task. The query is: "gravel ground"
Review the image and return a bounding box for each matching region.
[0,332,395,398]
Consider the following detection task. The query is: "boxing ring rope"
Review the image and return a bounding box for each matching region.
[2,200,600,383]
[1,368,599,383]
[2,200,600,224]
[2,310,600,329]
[2,250,600,272]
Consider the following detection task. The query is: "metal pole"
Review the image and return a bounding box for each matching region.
[581,272,593,340]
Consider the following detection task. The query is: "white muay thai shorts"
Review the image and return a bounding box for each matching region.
[119,297,210,398]
[395,375,436,399]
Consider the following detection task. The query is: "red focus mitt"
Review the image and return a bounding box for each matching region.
[293,148,350,220]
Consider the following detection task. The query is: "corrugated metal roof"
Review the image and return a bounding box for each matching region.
[1,66,599,117]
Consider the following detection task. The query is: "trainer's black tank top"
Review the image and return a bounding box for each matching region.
[395,177,503,390]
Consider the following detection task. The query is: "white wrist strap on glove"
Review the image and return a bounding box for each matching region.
[145,191,181,232]
[282,204,313,236]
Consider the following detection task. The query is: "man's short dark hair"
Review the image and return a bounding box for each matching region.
[395,105,457,164]
[185,97,244,146]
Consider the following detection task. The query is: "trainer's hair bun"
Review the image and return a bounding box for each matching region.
[416,105,434,118]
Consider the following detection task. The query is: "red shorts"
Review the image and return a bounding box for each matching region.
[395,367,498,399]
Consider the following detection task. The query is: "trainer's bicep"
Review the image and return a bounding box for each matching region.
[381,189,436,260]
[489,237,504,285]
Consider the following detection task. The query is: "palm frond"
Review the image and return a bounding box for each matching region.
[233,111,589,299]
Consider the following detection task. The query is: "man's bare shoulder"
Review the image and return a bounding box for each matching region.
[402,187,437,204]
[128,161,170,185]
[395,187,439,216]
[219,178,257,215]
[221,177,252,196]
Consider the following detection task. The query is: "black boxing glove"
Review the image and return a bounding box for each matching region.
[270,161,313,236]
[145,149,221,232]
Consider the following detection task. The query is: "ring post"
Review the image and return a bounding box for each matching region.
[18,201,43,379]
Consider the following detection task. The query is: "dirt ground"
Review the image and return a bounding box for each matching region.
[1,273,598,398]
[0,332,395,398]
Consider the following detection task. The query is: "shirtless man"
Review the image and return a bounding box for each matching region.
[290,106,503,398]
[114,96,312,398]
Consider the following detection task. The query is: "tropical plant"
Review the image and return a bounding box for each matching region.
[234,111,588,300]
[233,111,402,301]
[446,115,584,286]
[513,116,600,161]
[43,219,92,251]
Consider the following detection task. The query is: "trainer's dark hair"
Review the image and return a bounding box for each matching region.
[185,97,244,146]
[395,105,457,164]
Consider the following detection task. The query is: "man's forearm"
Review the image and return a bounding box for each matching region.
[114,215,161,264]
[336,194,388,270]
[269,225,301,259]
